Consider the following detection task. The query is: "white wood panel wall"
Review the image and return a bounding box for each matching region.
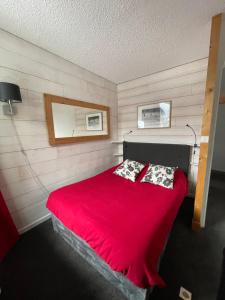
[0,29,118,233]
[117,58,208,193]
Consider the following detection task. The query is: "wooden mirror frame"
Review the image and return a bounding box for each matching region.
[44,94,110,145]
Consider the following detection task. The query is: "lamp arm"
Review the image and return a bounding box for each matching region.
[186,124,198,155]
[8,99,13,115]
[186,124,197,146]
[123,130,133,141]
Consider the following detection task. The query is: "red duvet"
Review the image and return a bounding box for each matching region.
[47,165,188,288]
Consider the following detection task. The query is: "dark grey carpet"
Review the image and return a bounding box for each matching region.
[0,172,224,299]
[0,220,125,300]
[151,171,225,300]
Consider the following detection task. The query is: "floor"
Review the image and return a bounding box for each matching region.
[0,172,224,300]
[152,171,225,299]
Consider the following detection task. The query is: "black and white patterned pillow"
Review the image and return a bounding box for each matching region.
[141,163,176,189]
[114,159,145,182]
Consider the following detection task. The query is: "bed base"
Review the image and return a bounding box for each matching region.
[51,215,153,300]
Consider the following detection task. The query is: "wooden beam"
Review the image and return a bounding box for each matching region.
[220,95,225,103]
[193,143,208,230]
[201,14,222,136]
[193,14,222,230]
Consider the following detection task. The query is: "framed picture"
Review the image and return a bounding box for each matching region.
[86,112,103,131]
[137,101,171,129]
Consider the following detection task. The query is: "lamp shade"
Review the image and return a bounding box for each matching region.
[0,82,22,103]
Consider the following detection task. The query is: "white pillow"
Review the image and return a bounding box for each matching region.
[141,163,176,189]
[114,159,145,182]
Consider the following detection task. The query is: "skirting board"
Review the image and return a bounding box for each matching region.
[18,213,51,234]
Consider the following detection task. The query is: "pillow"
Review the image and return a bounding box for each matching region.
[141,163,176,189]
[114,159,145,182]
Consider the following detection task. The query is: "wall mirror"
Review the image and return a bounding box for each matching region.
[44,94,110,145]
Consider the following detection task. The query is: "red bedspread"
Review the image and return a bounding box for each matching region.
[47,165,188,288]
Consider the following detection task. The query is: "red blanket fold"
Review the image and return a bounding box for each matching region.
[47,166,188,288]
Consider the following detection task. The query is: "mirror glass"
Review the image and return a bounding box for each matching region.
[52,103,108,138]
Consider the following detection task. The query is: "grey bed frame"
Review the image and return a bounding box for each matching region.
[51,142,191,300]
[52,215,150,300]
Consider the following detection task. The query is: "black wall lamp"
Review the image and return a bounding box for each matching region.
[0,82,22,115]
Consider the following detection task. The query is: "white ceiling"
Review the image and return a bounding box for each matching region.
[0,1,224,83]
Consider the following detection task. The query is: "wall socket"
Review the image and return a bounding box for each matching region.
[179,287,192,300]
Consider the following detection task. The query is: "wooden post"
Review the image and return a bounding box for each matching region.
[220,95,225,104]
[192,14,222,230]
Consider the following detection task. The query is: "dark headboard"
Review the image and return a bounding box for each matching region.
[123,142,191,175]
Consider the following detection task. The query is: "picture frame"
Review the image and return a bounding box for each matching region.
[86,112,103,131]
[137,101,171,129]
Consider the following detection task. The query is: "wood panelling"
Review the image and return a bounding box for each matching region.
[117,59,208,92]
[0,29,117,233]
[117,58,208,193]
[118,71,207,100]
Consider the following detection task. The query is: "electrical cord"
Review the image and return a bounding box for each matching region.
[10,116,49,197]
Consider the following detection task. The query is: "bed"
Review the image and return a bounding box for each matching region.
[47,142,191,300]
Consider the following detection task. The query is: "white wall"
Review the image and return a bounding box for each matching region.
[212,104,225,172]
[221,69,225,96]
[213,69,225,172]
[0,29,117,233]
[117,58,208,190]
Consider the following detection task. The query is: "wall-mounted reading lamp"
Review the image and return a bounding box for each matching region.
[123,130,133,140]
[0,82,22,115]
[186,124,198,154]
